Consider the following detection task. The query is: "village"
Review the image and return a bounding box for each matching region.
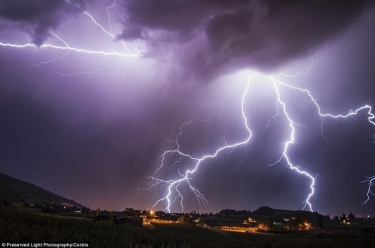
[88,206,375,234]
[4,193,374,236]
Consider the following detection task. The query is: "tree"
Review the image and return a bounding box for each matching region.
[340,214,346,222]
[348,212,355,222]
[81,206,91,214]
[317,216,324,230]
[333,216,340,224]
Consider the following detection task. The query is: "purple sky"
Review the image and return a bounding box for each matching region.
[1,0,375,217]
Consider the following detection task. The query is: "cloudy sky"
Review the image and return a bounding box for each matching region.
[1,0,375,216]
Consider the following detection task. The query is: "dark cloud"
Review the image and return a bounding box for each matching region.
[119,0,249,42]
[119,0,374,80]
[0,0,86,46]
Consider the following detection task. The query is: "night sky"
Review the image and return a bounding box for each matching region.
[1,0,375,217]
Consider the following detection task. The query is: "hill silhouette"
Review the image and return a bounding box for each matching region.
[253,206,281,216]
[0,172,82,207]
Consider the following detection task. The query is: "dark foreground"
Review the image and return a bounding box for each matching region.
[1,207,374,248]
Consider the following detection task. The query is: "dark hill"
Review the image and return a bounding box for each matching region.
[252,206,324,224]
[253,206,282,215]
[253,206,311,216]
[0,172,82,207]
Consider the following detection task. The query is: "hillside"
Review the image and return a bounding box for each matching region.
[253,206,282,216]
[0,172,82,207]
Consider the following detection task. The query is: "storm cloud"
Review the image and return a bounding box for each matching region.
[118,0,374,80]
[0,0,86,46]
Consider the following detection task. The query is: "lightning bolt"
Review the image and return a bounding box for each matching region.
[0,1,138,67]
[106,0,117,35]
[33,33,71,67]
[269,77,317,211]
[270,76,375,207]
[146,76,254,213]
[0,1,139,79]
[362,176,375,205]
[236,148,249,201]
[0,39,135,57]
[48,67,109,77]
[149,67,375,213]
[83,1,139,56]
[280,58,314,78]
